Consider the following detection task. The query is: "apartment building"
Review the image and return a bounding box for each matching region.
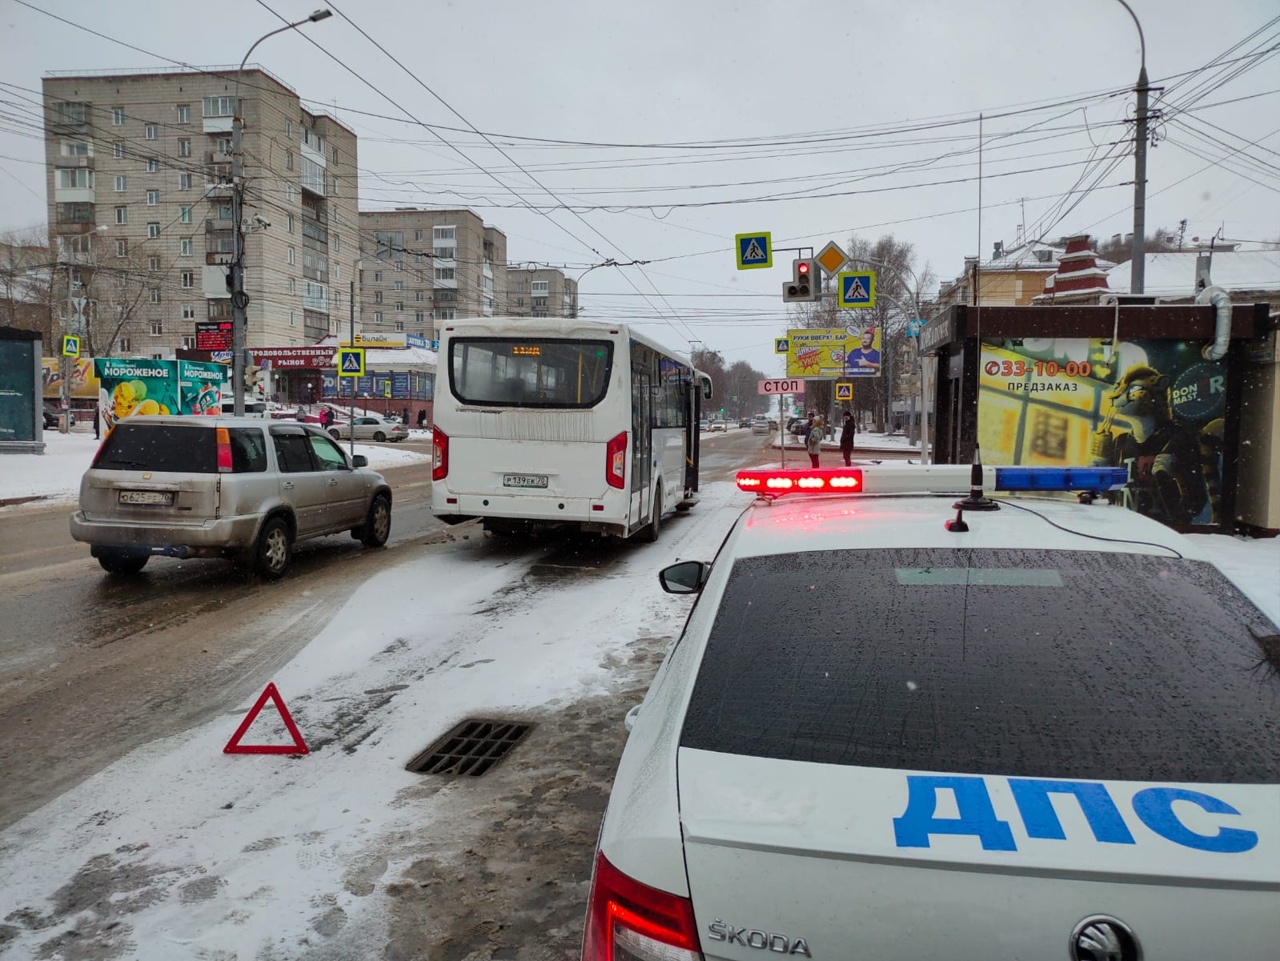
[42,66,358,357]
[503,266,578,318]
[358,208,506,340]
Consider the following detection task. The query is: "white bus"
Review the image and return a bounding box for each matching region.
[431,318,713,541]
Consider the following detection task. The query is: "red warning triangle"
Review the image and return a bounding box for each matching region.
[223,682,310,755]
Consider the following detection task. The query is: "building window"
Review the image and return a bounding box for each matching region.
[332,233,339,252]
[218,204,233,220]
[374,291,383,304]
[288,277,296,295]
[148,256,161,271]
[57,168,93,189]
[285,150,294,171]
[118,337,131,352]
[393,280,404,291]
[433,226,455,242]
[415,290,424,302]
[202,96,236,117]
[531,280,550,296]
[178,138,191,158]
[145,123,158,140]
[374,311,382,323]
[415,311,425,324]
[179,172,191,191]
[114,174,127,192]
[52,101,88,124]
[289,310,296,327]
[180,238,193,256]
[112,107,125,126]
[285,120,292,137]
[395,302,404,312]
[394,321,404,332]
[113,141,125,159]
[176,103,190,124]
[149,288,162,304]
[215,137,232,156]
[115,206,128,225]
[414,230,424,242]
[148,222,161,240]
[180,206,192,224]
[331,178,339,196]
[434,245,455,260]
[181,335,196,350]
[286,246,295,266]
[286,214,294,233]
[373,271,382,283]
[115,239,128,257]
[182,304,196,319]
[147,157,160,173]
[146,190,159,206]
[181,271,195,288]
[61,140,90,157]
[435,267,455,281]
[333,265,340,282]
[150,321,163,335]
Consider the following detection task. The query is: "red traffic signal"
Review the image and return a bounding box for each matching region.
[783,258,820,303]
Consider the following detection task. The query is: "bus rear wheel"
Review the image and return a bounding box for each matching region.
[640,488,662,543]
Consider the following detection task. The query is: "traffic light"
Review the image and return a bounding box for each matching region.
[782,258,820,303]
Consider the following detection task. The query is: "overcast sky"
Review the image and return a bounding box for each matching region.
[2,0,1277,374]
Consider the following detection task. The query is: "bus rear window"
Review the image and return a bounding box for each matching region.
[449,338,613,408]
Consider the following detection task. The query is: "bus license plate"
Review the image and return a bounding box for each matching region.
[503,474,548,489]
[119,490,174,506]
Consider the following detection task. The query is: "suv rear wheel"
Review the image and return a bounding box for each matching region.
[253,516,292,580]
[97,550,148,575]
[359,494,391,547]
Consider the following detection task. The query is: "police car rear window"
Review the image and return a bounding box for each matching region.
[679,548,1280,783]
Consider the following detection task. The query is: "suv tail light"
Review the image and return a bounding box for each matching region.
[582,851,700,960]
[215,427,233,473]
[606,432,627,489]
[432,428,448,481]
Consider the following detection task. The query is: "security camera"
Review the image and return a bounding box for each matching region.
[253,215,271,229]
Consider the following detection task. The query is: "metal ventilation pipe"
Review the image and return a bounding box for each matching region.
[1196,285,1232,361]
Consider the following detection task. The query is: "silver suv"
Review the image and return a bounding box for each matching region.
[70,416,393,579]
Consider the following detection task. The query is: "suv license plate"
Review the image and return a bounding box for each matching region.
[503,474,548,489]
[119,490,174,506]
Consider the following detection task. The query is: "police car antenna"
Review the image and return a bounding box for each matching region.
[945,444,999,533]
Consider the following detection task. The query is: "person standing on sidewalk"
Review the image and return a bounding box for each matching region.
[839,410,855,466]
[806,414,824,468]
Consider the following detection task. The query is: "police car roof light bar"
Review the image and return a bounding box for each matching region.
[735,465,1129,500]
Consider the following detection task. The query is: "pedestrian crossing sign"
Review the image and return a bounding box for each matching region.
[735,231,773,270]
[61,335,80,358]
[838,270,876,308]
[337,347,365,378]
[835,381,853,401]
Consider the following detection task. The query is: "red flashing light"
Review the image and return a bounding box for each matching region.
[432,428,449,481]
[606,431,627,489]
[582,851,700,960]
[797,261,810,275]
[215,427,233,473]
[736,468,863,496]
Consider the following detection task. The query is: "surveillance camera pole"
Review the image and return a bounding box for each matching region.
[230,9,332,417]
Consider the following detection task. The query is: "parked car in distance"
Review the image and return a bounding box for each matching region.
[708,419,727,432]
[43,403,59,430]
[70,416,393,579]
[327,414,409,443]
[698,419,710,432]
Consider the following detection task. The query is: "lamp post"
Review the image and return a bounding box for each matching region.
[1116,0,1148,295]
[230,9,332,416]
[58,223,109,432]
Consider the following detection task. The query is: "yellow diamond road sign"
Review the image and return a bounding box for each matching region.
[816,241,848,276]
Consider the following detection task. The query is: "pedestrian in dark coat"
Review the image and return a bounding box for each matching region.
[839,410,856,466]
[416,409,427,429]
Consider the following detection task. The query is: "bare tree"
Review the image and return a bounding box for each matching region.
[54,233,169,357]
[0,227,57,341]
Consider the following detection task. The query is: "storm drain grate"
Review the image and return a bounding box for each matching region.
[406,719,533,776]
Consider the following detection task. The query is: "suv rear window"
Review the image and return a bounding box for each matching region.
[93,424,216,473]
[92,424,267,473]
[680,548,1280,783]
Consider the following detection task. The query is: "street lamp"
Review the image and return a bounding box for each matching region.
[230,9,332,417]
[1115,0,1149,295]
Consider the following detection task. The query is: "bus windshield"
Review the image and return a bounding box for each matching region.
[449,338,614,408]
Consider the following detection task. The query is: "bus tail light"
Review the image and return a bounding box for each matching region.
[581,851,700,961]
[606,432,627,489]
[433,428,449,481]
[215,427,233,473]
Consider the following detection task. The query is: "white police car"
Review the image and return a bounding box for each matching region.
[582,463,1280,960]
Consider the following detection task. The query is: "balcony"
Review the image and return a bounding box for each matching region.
[53,154,94,169]
[204,160,235,198]
[302,281,328,313]
[54,203,95,232]
[301,219,328,248]
[49,102,92,134]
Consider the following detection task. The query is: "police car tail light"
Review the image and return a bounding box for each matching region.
[432,428,449,481]
[582,851,701,961]
[606,431,627,489]
[736,468,863,495]
[215,427,233,473]
[736,465,1127,498]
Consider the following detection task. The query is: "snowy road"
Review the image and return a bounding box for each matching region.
[0,479,746,960]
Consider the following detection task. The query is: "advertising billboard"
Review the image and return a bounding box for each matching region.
[785,326,882,378]
[977,338,1227,526]
[94,358,229,431]
[41,357,100,399]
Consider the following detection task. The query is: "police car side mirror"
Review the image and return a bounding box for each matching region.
[659,560,709,594]
[351,454,368,468]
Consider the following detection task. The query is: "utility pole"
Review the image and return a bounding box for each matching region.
[1116,0,1148,295]
[60,258,75,433]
